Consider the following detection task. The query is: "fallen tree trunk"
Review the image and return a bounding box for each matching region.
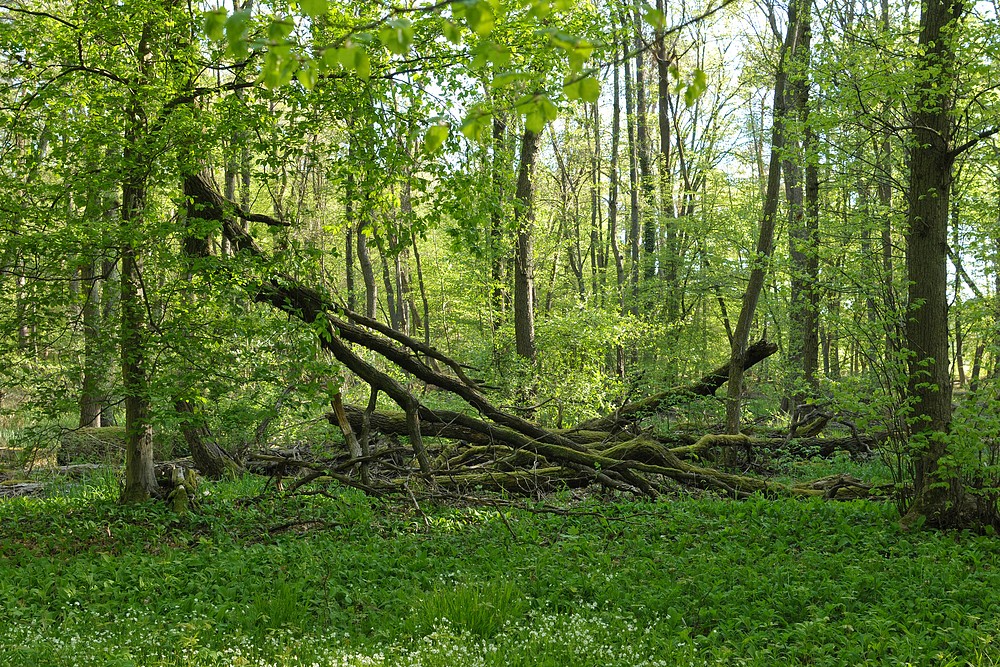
[573,339,779,433]
[183,175,882,501]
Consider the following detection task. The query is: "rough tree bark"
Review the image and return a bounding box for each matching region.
[513,127,541,362]
[900,0,970,529]
[782,0,819,414]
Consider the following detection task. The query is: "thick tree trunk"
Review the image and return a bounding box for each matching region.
[901,0,967,529]
[513,127,541,362]
[120,181,158,503]
[782,0,818,414]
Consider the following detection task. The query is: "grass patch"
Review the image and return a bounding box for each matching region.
[1,473,999,666]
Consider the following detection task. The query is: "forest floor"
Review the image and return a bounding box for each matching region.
[1,460,999,667]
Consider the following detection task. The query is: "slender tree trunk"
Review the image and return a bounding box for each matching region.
[609,42,626,306]
[345,170,357,312]
[357,218,377,319]
[222,162,235,257]
[655,0,678,317]
[514,127,542,362]
[632,0,656,281]
[119,24,158,504]
[877,0,899,362]
[491,114,510,319]
[589,103,602,300]
[623,33,641,316]
[803,124,820,383]
[412,233,431,349]
[100,257,119,427]
[79,258,102,428]
[609,31,627,379]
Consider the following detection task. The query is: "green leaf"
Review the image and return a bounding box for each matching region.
[460,108,491,141]
[643,6,666,30]
[261,45,299,89]
[528,0,551,19]
[204,9,226,42]
[684,68,707,107]
[225,10,251,59]
[322,48,341,69]
[563,76,600,103]
[539,96,558,121]
[568,40,593,72]
[463,0,495,36]
[379,18,414,55]
[268,18,294,42]
[299,0,329,18]
[442,20,463,44]
[491,71,528,88]
[337,45,371,80]
[579,76,600,103]
[424,124,450,153]
[355,50,371,79]
[525,110,545,133]
[472,42,510,70]
[296,61,317,89]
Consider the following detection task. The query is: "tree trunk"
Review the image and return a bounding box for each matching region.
[79,258,103,428]
[782,0,817,414]
[491,114,510,320]
[345,167,357,312]
[623,24,641,316]
[632,0,656,281]
[513,127,541,362]
[655,0,679,318]
[175,400,240,479]
[100,257,119,427]
[119,182,156,502]
[119,24,158,504]
[725,1,797,434]
[608,44,626,305]
[901,0,967,529]
[357,218,377,319]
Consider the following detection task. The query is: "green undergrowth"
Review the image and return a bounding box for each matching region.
[1,472,999,666]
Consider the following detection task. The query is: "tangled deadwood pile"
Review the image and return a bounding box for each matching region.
[185,172,879,502]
